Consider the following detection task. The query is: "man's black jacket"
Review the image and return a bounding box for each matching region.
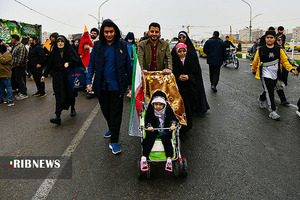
[28,43,46,67]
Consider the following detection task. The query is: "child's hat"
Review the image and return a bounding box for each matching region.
[175,43,187,53]
[152,96,166,105]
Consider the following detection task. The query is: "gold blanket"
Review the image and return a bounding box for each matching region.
[142,71,187,126]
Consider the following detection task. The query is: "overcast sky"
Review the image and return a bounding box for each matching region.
[1,0,300,40]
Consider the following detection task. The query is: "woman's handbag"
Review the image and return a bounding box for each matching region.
[67,66,87,92]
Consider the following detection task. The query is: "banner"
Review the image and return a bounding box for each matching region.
[20,23,40,37]
[0,20,21,43]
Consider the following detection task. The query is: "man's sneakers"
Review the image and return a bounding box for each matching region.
[296,111,300,117]
[0,100,14,106]
[109,143,121,154]
[16,94,28,100]
[33,92,47,98]
[259,99,267,109]
[70,109,76,117]
[269,111,280,120]
[50,117,61,125]
[32,92,40,97]
[38,93,47,98]
[211,85,217,92]
[281,101,290,107]
[103,130,111,138]
[6,100,14,107]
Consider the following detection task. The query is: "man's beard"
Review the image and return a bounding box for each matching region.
[91,36,97,40]
[150,36,158,41]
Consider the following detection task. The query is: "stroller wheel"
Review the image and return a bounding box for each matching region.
[181,158,188,177]
[137,161,143,180]
[173,160,180,178]
[146,163,151,179]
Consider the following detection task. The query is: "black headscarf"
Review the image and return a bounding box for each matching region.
[53,35,81,65]
[177,31,198,59]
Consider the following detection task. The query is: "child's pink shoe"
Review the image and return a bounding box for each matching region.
[140,159,148,171]
[165,161,172,172]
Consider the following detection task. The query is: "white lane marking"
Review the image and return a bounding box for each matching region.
[32,103,100,200]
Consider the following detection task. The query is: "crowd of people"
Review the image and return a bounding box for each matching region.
[1,21,300,164]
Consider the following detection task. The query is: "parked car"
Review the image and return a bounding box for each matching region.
[284,42,300,51]
[198,40,207,57]
[169,41,178,52]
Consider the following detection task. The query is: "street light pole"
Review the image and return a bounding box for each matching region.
[241,0,252,42]
[98,0,109,29]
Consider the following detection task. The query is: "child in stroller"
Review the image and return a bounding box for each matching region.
[140,91,178,172]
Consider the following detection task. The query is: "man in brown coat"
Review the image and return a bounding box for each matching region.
[137,22,172,73]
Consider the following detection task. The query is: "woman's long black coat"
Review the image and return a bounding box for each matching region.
[171,31,210,115]
[44,41,82,112]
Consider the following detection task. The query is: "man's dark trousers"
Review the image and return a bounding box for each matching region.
[97,87,123,143]
[209,65,221,87]
[14,66,27,95]
[28,65,45,94]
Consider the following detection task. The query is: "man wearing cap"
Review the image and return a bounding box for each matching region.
[137,22,172,73]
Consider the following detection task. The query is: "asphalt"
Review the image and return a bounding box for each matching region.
[0,57,300,200]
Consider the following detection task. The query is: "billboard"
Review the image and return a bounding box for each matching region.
[0,19,41,43]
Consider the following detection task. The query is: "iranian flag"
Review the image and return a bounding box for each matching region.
[128,46,144,137]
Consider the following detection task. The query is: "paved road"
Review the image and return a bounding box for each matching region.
[0,58,300,200]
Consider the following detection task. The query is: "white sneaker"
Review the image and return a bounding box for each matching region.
[16,94,28,100]
[6,100,14,107]
[296,111,300,117]
[258,99,267,109]
[269,111,280,120]
[15,92,21,98]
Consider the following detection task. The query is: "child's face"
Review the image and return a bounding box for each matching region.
[177,48,187,59]
[153,102,165,111]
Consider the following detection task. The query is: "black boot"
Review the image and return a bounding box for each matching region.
[70,109,76,117]
[50,117,61,125]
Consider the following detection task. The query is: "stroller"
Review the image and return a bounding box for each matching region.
[137,71,188,179]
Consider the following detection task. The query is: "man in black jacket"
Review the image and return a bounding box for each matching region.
[203,31,226,92]
[86,19,132,155]
[28,36,46,97]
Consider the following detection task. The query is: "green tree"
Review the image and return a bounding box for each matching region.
[237,42,242,52]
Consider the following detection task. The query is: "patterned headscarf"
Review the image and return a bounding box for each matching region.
[175,43,187,53]
[152,96,167,128]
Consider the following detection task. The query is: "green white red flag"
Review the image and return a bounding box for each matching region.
[128,46,144,137]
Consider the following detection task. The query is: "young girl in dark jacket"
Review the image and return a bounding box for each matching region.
[140,91,177,172]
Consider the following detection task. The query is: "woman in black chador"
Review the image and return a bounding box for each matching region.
[171,31,209,116]
[41,35,82,125]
